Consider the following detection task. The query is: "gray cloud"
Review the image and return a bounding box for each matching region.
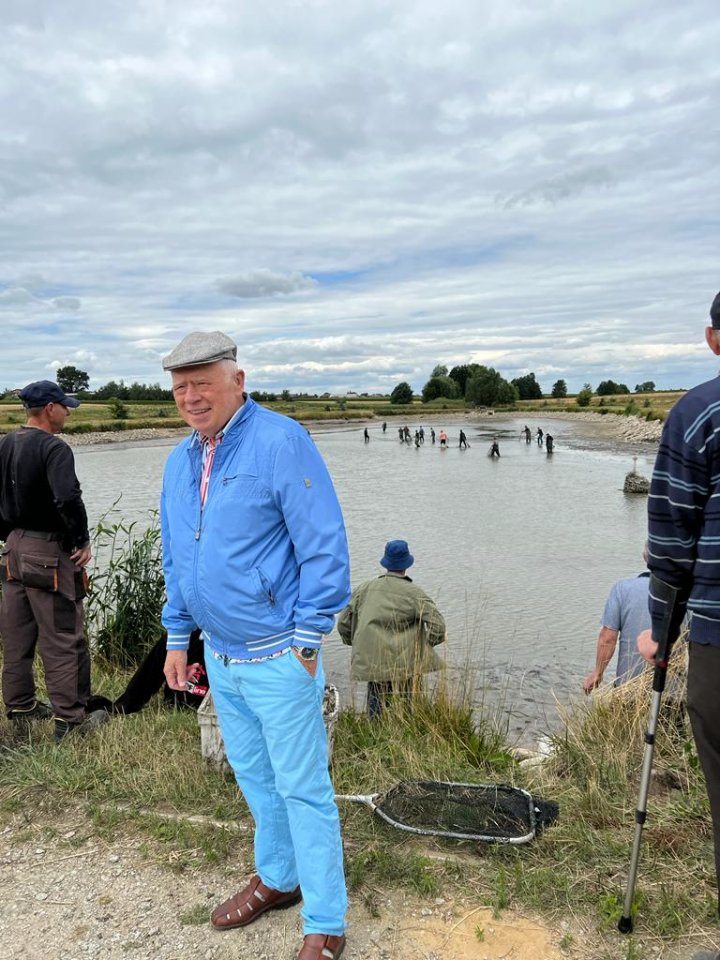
[53,296,82,311]
[501,166,615,208]
[0,288,38,306]
[216,270,318,299]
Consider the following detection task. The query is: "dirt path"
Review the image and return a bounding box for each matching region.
[0,809,567,960]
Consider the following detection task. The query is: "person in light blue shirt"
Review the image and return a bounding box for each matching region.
[583,555,650,693]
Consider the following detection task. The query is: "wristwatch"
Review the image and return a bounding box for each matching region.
[298,646,319,662]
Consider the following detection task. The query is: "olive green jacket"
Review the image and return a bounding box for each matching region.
[337,573,446,681]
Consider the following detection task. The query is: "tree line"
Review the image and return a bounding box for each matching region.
[390,365,657,406]
[391,365,571,406]
[5,364,657,406]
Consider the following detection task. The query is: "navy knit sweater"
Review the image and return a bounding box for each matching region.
[648,373,720,646]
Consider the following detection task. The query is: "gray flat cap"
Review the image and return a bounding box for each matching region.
[162,331,237,370]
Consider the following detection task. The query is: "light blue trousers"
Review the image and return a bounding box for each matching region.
[205,648,347,935]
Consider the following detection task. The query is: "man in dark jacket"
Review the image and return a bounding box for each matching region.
[638,291,720,954]
[0,380,106,742]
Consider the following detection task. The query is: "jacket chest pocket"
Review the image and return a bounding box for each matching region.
[219,475,270,499]
[20,554,59,592]
[215,476,275,518]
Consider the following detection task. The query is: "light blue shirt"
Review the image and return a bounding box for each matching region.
[601,573,651,684]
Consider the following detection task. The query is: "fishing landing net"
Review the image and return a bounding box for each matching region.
[338,779,559,844]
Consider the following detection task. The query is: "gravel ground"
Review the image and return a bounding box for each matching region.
[0,808,567,960]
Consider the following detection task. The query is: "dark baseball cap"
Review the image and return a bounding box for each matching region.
[18,380,81,408]
[711,291,720,328]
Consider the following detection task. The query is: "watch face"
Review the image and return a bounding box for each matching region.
[299,646,319,661]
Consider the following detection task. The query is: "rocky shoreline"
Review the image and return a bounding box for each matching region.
[527,409,663,444]
[65,427,189,447]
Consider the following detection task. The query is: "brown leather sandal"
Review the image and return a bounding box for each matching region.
[210,874,302,930]
[297,933,346,959]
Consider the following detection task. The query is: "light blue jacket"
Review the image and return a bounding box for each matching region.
[160,397,351,660]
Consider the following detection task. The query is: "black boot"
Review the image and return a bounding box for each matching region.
[54,710,110,744]
[8,699,53,722]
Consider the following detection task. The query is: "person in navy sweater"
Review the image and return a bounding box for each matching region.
[639,290,720,940]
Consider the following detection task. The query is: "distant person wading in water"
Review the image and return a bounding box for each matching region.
[546,434,554,454]
[536,428,544,447]
[489,438,501,458]
[438,430,448,448]
[459,430,468,449]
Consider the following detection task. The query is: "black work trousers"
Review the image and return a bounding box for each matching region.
[687,640,720,907]
[366,678,414,720]
[0,530,90,723]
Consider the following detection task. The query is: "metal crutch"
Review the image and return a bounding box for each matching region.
[618,575,681,934]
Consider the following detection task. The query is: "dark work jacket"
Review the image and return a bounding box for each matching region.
[0,427,89,550]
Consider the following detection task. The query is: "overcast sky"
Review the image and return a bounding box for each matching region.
[1,0,719,395]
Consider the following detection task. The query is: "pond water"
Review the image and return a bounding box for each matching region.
[73,415,657,743]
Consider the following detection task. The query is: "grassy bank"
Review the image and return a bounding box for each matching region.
[0,396,467,435]
[508,390,682,424]
[0,651,713,959]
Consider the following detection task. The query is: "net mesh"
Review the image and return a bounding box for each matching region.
[374,780,536,840]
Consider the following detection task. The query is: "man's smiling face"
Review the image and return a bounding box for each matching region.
[171,360,246,438]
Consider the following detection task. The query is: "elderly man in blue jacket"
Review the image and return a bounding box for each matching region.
[160,331,351,960]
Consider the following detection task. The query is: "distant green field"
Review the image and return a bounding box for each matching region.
[0,391,680,435]
[0,400,186,435]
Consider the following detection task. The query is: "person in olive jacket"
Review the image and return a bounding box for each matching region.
[337,539,446,719]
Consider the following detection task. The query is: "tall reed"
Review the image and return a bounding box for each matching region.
[85,509,165,666]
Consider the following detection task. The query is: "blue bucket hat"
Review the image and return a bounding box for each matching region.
[380,539,414,571]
